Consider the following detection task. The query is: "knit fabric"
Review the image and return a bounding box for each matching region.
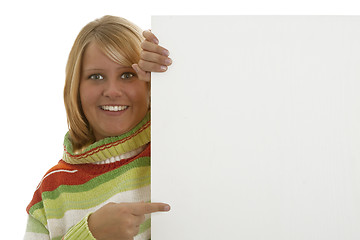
[24,113,151,240]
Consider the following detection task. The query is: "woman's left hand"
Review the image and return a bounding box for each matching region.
[132,30,172,82]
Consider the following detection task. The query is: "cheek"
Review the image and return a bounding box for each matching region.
[79,83,98,114]
[128,83,150,107]
[141,89,151,109]
[79,84,88,110]
[132,92,149,109]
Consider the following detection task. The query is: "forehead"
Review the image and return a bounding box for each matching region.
[82,42,126,70]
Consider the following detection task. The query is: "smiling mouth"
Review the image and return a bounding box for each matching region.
[100,105,129,112]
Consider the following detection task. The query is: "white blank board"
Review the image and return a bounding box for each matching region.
[151,16,360,240]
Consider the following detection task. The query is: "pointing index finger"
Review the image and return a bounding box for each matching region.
[132,202,171,216]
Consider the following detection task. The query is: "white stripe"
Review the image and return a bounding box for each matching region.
[135,228,151,240]
[36,169,78,190]
[24,232,50,240]
[93,145,147,165]
[47,185,150,238]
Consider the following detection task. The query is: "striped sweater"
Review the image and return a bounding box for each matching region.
[24,113,151,240]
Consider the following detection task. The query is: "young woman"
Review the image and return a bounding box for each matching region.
[24,15,172,240]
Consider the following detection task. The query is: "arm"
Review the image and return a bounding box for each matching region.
[24,202,170,240]
[24,215,50,240]
[24,213,95,240]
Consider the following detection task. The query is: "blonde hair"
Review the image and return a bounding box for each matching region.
[63,15,144,151]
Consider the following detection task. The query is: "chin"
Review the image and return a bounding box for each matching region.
[108,127,132,137]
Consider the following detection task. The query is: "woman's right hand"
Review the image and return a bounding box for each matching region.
[132,30,172,82]
[88,202,170,240]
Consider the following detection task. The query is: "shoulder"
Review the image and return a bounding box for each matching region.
[26,160,82,214]
[37,161,83,192]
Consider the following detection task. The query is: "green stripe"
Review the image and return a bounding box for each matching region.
[29,204,47,226]
[29,201,44,216]
[139,218,151,234]
[26,215,49,234]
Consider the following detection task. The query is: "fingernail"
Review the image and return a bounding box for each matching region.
[160,65,167,71]
[163,49,170,56]
[132,64,139,73]
[165,58,172,65]
[163,205,171,211]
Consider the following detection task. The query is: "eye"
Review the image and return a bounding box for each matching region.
[89,74,104,80]
[120,72,135,79]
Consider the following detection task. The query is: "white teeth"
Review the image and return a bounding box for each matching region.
[101,105,128,111]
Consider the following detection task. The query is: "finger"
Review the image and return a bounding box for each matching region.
[141,41,170,57]
[132,64,151,82]
[140,51,172,67]
[131,202,171,216]
[143,30,159,44]
[138,60,168,73]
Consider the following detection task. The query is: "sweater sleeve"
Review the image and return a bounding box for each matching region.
[24,213,96,240]
[24,215,49,240]
[62,213,96,240]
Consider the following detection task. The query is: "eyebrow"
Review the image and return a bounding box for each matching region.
[83,66,132,72]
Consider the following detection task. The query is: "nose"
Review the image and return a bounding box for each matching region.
[102,78,123,99]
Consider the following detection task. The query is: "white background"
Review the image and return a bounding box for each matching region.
[1,0,360,238]
[151,16,360,239]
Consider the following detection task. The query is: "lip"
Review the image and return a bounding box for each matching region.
[99,104,128,106]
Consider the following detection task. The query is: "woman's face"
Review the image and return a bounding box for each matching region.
[80,42,149,141]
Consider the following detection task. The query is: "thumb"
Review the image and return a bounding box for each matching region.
[132,64,151,82]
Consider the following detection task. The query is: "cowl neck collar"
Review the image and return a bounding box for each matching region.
[63,112,151,164]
